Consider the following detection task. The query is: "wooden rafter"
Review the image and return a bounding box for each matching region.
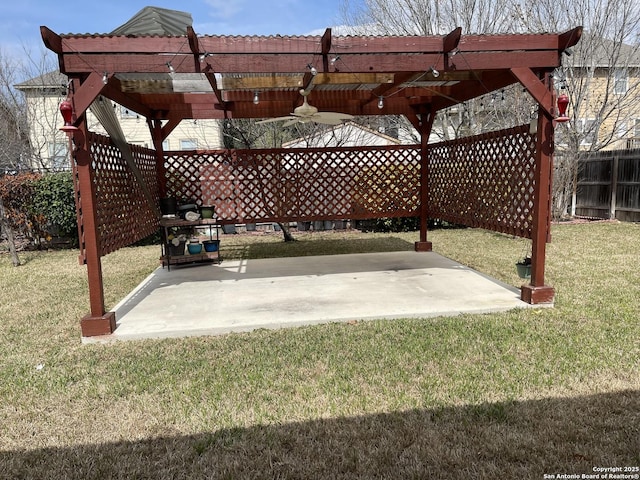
[42,25,581,124]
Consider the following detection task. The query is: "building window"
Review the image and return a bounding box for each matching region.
[48,142,68,170]
[577,118,597,145]
[614,68,628,95]
[180,139,197,150]
[162,140,170,151]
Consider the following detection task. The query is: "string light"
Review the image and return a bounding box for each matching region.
[307,63,318,76]
[330,55,340,66]
[430,66,440,78]
[378,96,384,109]
[253,91,260,105]
[166,62,175,73]
[102,72,108,85]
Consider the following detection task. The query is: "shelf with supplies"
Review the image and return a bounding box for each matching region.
[159,217,221,271]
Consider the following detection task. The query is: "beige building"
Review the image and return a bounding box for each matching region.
[16,71,223,171]
[16,7,224,171]
[556,34,640,152]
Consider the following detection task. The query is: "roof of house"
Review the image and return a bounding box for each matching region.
[109,6,192,36]
[15,70,67,89]
[282,122,401,148]
[570,32,640,68]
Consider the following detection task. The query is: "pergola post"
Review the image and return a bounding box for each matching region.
[521,100,556,304]
[150,119,167,197]
[73,117,116,336]
[415,109,435,252]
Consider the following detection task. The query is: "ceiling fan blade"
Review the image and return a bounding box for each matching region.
[256,90,353,126]
[316,112,355,121]
[256,116,296,124]
[310,116,345,125]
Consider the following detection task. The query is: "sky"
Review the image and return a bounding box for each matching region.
[0,0,349,56]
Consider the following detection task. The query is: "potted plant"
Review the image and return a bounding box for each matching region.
[516,255,532,279]
[166,232,187,256]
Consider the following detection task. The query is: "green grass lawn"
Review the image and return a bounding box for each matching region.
[0,222,638,479]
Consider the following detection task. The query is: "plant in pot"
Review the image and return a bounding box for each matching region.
[166,231,187,256]
[516,255,532,279]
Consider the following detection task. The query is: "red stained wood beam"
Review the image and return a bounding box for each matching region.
[102,78,154,118]
[57,50,562,75]
[511,67,554,118]
[365,72,422,110]
[161,115,182,139]
[321,28,332,73]
[68,72,105,121]
[40,26,62,53]
[443,27,462,53]
[558,26,583,50]
[52,32,565,55]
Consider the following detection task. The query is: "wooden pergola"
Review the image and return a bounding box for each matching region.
[41,19,582,337]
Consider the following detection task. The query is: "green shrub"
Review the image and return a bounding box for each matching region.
[29,172,77,239]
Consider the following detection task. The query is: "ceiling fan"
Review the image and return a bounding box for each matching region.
[257,89,354,127]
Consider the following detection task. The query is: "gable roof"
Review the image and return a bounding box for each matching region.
[110,6,192,36]
[570,32,640,68]
[14,70,67,90]
[282,122,401,148]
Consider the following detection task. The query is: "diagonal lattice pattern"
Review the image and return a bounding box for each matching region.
[77,125,540,263]
[87,132,160,257]
[165,145,422,223]
[428,125,538,239]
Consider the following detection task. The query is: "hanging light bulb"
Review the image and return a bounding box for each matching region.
[307,63,318,76]
[430,66,440,78]
[166,62,175,74]
[102,72,109,85]
[253,91,260,105]
[330,55,340,66]
[378,96,384,109]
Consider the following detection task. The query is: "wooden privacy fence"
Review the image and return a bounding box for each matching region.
[574,148,640,222]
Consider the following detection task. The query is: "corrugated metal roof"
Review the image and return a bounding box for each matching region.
[109,6,192,36]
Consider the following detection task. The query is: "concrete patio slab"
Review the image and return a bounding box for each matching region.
[90,251,534,342]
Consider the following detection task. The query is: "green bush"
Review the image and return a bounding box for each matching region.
[29,172,77,239]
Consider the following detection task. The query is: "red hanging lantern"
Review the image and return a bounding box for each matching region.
[59,100,79,132]
[555,93,570,123]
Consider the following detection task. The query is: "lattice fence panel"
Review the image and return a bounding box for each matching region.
[87,132,160,257]
[428,125,537,239]
[164,145,422,223]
